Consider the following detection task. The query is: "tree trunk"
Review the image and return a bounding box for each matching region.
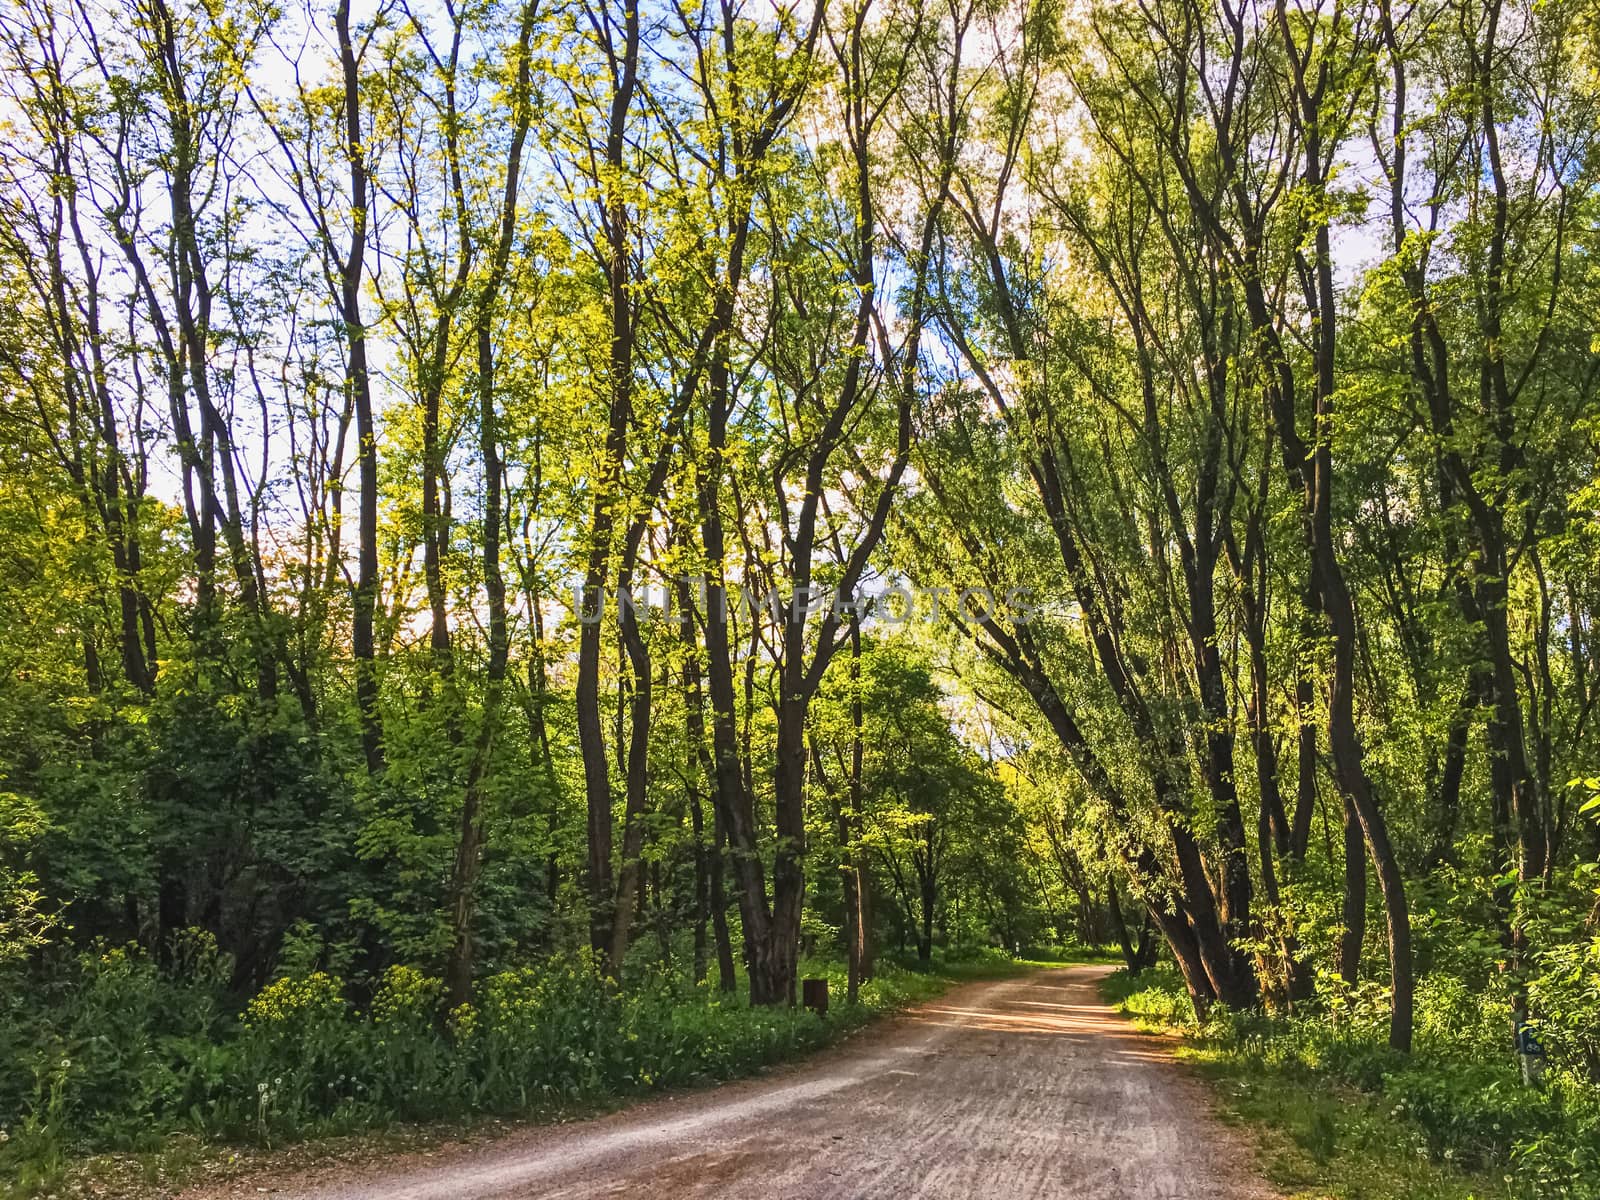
[335,0,383,777]
[689,784,710,985]
[1289,585,1322,863]
[1107,879,1141,975]
[710,812,737,993]
[916,825,937,965]
[1338,794,1366,989]
[439,12,536,1006]
[1243,14,1415,1042]
[605,589,653,974]
[843,615,866,1002]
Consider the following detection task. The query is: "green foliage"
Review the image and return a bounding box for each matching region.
[811,641,1037,958]
[0,943,1005,1189]
[0,0,1598,1190]
[1098,962,1198,1030]
[0,794,60,973]
[1103,966,1600,1199]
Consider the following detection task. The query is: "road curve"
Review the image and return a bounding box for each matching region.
[204,965,1275,1200]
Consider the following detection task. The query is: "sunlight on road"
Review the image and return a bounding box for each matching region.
[220,968,1269,1200]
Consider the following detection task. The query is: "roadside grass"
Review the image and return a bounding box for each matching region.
[1,951,1047,1200]
[1020,941,1127,965]
[1100,967,1592,1200]
[1184,1048,1518,1200]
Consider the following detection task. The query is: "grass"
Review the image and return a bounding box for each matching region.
[1098,968,1536,1200]
[1019,941,1129,964]
[1183,1051,1523,1200]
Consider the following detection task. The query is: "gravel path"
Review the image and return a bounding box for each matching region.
[196,964,1276,1200]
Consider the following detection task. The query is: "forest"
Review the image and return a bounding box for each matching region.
[0,0,1597,1192]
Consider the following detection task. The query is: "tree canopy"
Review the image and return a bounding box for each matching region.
[1,0,1599,1182]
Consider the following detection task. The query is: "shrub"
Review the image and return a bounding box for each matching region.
[1101,962,1196,1028]
[363,965,456,1119]
[1527,932,1600,1079]
[0,942,998,1190]
[0,938,236,1152]
[1102,963,1600,1198]
[474,952,626,1105]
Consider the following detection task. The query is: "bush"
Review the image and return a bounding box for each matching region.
[1527,932,1600,1078]
[0,937,238,1154]
[0,943,984,1186]
[1100,962,1196,1028]
[1101,964,1600,1199]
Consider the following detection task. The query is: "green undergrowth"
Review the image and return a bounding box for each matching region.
[1103,966,1600,1200]
[0,943,1032,1199]
[1020,941,1127,964]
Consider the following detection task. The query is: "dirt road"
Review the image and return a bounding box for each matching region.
[210,965,1274,1200]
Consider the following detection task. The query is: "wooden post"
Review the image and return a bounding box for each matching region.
[802,977,829,1017]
